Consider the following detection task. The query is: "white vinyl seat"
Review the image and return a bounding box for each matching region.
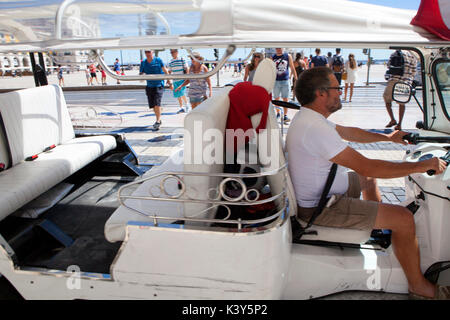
[105,87,234,242]
[0,85,117,221]
[104,149,185,243]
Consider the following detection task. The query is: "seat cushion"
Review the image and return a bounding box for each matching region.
[105,149,184,242]
[299,222,372,244]
[0,135,116,221]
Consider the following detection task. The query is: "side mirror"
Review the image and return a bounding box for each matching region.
[392,81,413,104]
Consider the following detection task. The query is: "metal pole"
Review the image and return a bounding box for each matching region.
[37,52,48,85]
[29,52,39,87]
[120,50,124,74]
[366,48,371,86]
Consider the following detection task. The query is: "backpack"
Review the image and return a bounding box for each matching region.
[387,50,404,76]
[332,55,344,73]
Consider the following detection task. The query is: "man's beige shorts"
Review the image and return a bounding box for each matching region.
[297,172,379,231]
[383,80,396,104]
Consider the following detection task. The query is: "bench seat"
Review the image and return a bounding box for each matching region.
[0,135,116,221]
[0,85,117,221]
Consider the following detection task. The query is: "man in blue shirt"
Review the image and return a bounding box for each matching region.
[140,50,172,130]
[311,48,329,68]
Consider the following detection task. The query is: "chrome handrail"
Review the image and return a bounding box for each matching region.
[93,45,236,81]
[186,47,256,65]
[117,164,289,232]
[128,205,286,232]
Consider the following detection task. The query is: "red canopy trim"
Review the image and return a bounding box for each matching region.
[411,0,450,41]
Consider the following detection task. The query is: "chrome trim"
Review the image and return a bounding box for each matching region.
[94,45,236,81]
[117,164,289,232]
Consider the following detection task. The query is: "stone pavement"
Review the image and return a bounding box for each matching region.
[65,83,424,206]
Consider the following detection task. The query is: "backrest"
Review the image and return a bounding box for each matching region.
[183,87,233,219]
[0,85,75,166]
[251,59,298,216]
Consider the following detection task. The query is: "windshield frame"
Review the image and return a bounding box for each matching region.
[432,57,450,123]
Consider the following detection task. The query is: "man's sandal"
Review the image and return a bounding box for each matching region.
[385,120,397,128]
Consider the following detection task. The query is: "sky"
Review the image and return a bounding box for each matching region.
[103,0,423,65]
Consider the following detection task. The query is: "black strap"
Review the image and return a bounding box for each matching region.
[291,163,338,241]
[306,163,338,228]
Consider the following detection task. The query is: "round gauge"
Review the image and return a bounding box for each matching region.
[418,153,434,161]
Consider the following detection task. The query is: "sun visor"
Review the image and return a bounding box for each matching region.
[411,0,450,41]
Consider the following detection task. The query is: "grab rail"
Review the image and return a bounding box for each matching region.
[93,45,236,81]
[117,164,290,231]
[186,47,256,65]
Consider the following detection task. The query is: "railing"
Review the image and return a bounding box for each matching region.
[94,45,236,81]
[118,164,290,232]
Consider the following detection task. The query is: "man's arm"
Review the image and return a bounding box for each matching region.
[161,65,173,88]
[331,146,447,178]
[335,125,408,145]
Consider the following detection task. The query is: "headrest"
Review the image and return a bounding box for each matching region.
[252,59,276,93]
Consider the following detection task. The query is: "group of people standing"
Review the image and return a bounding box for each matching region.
[139,49,212,130]
[84,63,107,86]
[308,48,359,102]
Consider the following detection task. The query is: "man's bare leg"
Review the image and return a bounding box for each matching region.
[396,103,406,130]
[358,175,381,202]
[154,106,161,123]
[373,204,436,298]
[385,102,397,127]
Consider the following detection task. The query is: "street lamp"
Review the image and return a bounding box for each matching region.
[116,33,124,74]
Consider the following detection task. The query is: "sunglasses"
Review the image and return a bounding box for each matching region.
[324,86,343,92]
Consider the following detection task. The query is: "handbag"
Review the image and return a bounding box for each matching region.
[342,71,348,81]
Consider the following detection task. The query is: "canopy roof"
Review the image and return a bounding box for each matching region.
[0,0,448,53]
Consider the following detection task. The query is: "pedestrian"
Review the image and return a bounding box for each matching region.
[99,65,107,85]
[326,52,333,67]
[175,52,212,110]
[330,48,344,85]
[168,48,189,113]
[233,63,238,77]
[237,58,243,74]
[84,66,90,85]
[343,53,358,102]
[292,52,307,102]
[56,65,64,87]
[243,52,263,82]
[139,49,172,130]
[311,48,328,68]
[89,63,99,85]
[383,50,417,130]
[113,58,121,84]
[272,48,297,124]
[308,54,313,69]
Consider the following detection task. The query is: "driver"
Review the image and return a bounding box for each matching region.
[286,67,449,300]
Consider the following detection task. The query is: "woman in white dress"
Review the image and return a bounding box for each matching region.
[343,53,358,102]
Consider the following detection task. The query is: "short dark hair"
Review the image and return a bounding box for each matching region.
[295,67,333,106]
[336,48,341,53]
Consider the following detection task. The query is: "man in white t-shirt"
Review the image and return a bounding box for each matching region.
[287,67,448,300]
